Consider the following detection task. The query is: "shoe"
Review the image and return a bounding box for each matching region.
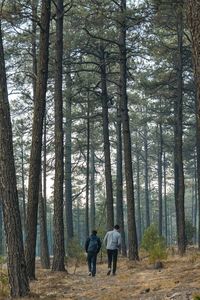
[88,272,92,276]
[112,273,116,276]
[107,268,111,276]
[92,274,95,277]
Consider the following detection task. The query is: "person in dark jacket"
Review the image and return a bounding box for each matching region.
[85,230,101,277]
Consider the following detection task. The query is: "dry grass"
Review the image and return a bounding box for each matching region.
[2,249,200,299]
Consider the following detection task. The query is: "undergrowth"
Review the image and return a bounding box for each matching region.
[0,257,9,298]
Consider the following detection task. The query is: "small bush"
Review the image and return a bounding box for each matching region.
[193,294,200,300]
[141,224,167,264]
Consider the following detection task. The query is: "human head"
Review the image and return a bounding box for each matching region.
[114,224,120,230]
[92,230,97,235]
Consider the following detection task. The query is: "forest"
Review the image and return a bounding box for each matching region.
[0,0,200,299]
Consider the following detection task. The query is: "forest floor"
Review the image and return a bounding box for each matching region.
[2,248,200,300]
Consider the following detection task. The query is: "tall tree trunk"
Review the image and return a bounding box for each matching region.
[31,0,38,98]
[20,123,26,235]
[99,43,114,230]
[77,200,81,242]
[135,131,142,245]
[144,116,150,228]
[65,58,73,246]
[116,107,127,256]
[52,0,65,271]
[39,176,50,269]
[43,114,47,215]
[40,115,50,266]
[0,20,30,297]
[193,163,198,244]
[90,142,96,230]
[25,0,51,279]
[85,99,90,238]
[187,1,200,247]
[174,3,185,255]
[119,0,138,260]
[163,151,168,243]
[157,123,163,236]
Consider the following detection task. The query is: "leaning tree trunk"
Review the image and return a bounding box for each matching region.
[99,43,114,231]
[174,3,185,255]
[187,0,200,249]
[119,0,138,261]
[25,0,51,279]
[52,0,65,272]
[0,20,30,297]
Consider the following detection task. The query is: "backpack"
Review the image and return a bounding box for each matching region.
[88,236,99,252]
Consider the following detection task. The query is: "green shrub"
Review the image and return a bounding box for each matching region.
[141,224,167,264]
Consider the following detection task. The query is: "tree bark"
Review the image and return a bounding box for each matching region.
[64,58,74,246]
[85,99,90,238]
[163,151,168,243]
[116,107,127,256]
[52,0,66,271]
[157,123,163,236]
[144,114,150,229]
[25,0,51,279]
[20,125,26,235]
[119,0,138,260]
[39,177,50,269]
[174,3,186,255]
[0,20,30,297]
[90,142,96,230]
[187,0,200,248]
[99,43,114,231]
[135,131,142,245]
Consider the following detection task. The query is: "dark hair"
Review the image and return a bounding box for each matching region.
[114,225,120,230]
[92,230,97,235]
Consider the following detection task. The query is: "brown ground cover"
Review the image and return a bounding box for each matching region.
[2,249,200,300]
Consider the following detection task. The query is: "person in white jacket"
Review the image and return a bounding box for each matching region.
[103,225,121,275]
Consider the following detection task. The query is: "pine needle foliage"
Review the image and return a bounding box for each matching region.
[141,224,167,264]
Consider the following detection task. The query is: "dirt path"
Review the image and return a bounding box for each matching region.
[25,254,200,300]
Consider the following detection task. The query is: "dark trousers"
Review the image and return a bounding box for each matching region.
[87,252,97,276]
[107,249,118,274]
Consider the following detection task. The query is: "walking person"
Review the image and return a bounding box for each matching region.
[85,230,101,277]
[103,225,121,276]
